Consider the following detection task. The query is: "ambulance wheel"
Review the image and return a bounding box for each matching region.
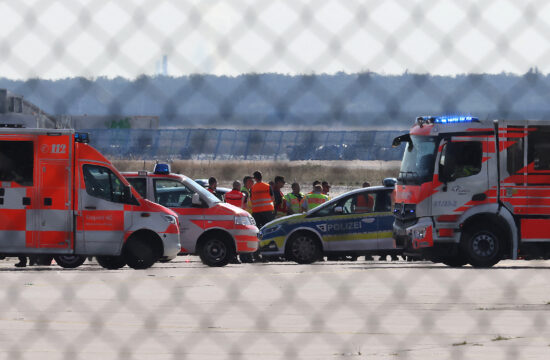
[96,255,126,270]
[124,237,158,270]
[287,232,322,264]
[462,225,502,268]
[199,236,234,267]
[54,255,86,269]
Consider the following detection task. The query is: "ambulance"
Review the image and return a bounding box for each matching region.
[393,115,550,267]
[123,165,259,267]
[0,126,181,269]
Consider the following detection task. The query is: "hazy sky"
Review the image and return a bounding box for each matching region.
[0,0,548,79]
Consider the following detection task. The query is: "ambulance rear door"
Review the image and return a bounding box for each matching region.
[35,134,73,252]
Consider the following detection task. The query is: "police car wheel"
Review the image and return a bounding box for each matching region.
[96,255,126,270]
[288,233,321,264]
[124,238,157,270]
[54,255,86,269]
[462,226,502,268]
[199,237,234,267]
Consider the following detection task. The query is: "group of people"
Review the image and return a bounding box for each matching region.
[205,171,333,228]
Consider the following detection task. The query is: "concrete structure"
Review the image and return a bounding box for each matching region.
[0,89,56,128]
[0,89,159,129]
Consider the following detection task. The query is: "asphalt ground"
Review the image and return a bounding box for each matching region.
[0,256,549,359]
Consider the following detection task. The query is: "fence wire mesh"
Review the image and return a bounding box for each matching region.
[1,1,550,359]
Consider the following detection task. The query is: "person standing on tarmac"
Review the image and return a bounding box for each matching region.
[301,184,329,212]
[321,181,331,199]
[250,171,275,228]
[241,176,254,213]
[285,182,305,215]
[225,180,245,209]
[272,176,287,218]
[207,177,224,201]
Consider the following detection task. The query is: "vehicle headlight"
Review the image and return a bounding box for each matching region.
[262,224,281,235]
[235,216,253,226]
[162,214,178,225]
[412,227,427,239]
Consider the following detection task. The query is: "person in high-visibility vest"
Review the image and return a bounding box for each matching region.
[301,184,329,212]
[250,170,274,228]
[225,180,245,209]
[241,176,254,213]
[285,182,305,215]
[272,175,288,218]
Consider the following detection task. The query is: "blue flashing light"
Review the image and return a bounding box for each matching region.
[434,116,479,124]
[74,132,89,143]
[154,163,170,175]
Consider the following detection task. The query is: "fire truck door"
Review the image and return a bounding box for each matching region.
[432,138,489,217]
[37,160,72,251]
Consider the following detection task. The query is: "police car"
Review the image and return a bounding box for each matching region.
[259,179,399,264]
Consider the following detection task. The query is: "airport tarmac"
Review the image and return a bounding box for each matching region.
[0,256,549,359]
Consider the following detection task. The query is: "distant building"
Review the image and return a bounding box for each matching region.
[0,89,57,128]
[0,89,159,129]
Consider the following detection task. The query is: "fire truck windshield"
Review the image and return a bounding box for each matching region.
[398,135,437,185]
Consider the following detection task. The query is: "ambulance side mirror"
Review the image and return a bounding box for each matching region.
[123,185,133,203]
[192,193,203,207]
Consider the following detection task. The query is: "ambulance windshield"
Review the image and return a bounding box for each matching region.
[398,135,437,185]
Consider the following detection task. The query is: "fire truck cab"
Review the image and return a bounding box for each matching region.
[393,116,550,267]
[0,127,181,269]
[123,165,259,267]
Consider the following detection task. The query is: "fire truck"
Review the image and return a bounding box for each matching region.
[0,127,181,269]
[393,115,550,268]
[123,165,259,267]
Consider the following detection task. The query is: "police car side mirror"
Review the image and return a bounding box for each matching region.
[334,206,343,214]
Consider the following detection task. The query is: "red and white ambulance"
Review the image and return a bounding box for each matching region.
[123,165,259,267]
[393,115,550,267]
[0,127,181,269]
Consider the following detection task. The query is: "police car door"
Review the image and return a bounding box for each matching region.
[432,137,488,217]
[324,191,379,252]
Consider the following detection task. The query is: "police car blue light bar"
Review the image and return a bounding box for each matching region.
[154,163,170,175]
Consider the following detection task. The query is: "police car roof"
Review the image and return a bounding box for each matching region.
[314,185,390,208]
[121,171,192,182]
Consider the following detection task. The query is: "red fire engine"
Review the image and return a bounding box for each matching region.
[393,116,550,267]
[0,127,180,269]
[123,165,259,267]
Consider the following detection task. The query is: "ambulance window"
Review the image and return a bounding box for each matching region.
[528,126,550,170]
[82,165,126,203]
[0,141,34,186]
[127,178,147,198]
[154,179,196,208]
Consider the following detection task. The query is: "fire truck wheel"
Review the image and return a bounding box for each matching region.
[462,226,502,268]
[440,256,468,268]
[287,232,321,264]
[54,255,87,269]
[96,256,126,270]
[124,237,158,270]
[199,236,234,267]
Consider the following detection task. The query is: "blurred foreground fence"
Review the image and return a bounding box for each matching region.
[86,128,405,161]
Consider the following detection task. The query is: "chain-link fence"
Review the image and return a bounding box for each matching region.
[2,0,550,359]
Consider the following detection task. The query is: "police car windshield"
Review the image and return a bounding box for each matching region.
[399,135,437,185]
